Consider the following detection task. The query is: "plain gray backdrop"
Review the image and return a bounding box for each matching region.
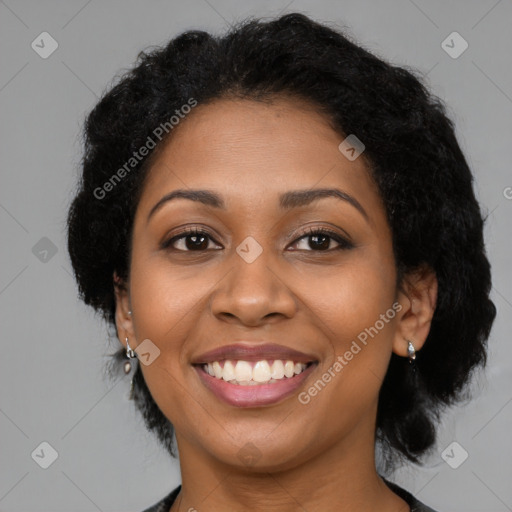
[1,1,511,511]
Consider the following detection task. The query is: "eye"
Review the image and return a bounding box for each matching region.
[162,228,222,251]
[289,228,353,251]
[161,227,353,252]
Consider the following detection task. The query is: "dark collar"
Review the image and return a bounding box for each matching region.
[142,479,439,512]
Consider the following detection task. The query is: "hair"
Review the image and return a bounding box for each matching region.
[66,12,496,471]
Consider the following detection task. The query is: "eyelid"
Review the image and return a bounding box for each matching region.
[288,222,353,243]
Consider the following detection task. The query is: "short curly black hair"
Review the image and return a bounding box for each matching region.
[66,13,496,470]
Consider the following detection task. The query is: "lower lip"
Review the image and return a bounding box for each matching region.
[194,363,317,407]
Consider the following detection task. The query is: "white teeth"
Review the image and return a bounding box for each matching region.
[271,360,285,379]
[212,361,223,379]
[234,360,253,382]
[253,361,271,382]
[284,360,295,378]
[203,359,310,384]
[222,361,236,381]
[233,378,279,385]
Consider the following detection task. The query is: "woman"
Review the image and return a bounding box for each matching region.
[67,13,496,512]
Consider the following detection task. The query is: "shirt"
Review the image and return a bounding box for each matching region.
[141,478,439,511]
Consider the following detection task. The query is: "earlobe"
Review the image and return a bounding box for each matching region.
[392,266,438,358]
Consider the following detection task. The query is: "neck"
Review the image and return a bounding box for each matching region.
[171,406,409,512]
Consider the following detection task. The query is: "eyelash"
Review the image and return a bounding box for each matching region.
[161,226,354,252]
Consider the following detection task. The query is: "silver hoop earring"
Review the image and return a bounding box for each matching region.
[124,337,138,400]
[124,337,137,374]
[407,340,416,364]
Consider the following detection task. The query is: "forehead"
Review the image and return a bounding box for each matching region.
[136,97,382,216]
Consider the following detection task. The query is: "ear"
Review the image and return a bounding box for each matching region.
[113,270,135,350]
[392,264,438,357]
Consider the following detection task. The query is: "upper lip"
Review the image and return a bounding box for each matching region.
[191,343,318,364]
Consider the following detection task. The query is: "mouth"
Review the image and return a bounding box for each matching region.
[191,343,319,407]
[198,359,315,384]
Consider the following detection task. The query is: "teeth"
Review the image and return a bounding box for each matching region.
[222,361,236,381]
[284,360,295,378]
[271,360,285,379]
[234,360,253,382]
[212,361,223,379]
[203,359,309,385]
[253,361,271,382]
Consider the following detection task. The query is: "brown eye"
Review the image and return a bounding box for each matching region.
[289,228,353,252]
[163,229,222,251]
[307,233,331,250]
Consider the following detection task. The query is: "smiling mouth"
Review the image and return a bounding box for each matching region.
[196,359,317,385]
[194,359,318,407]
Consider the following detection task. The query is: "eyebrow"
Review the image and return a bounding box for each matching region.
[147,187,369,223]
[279,188,369,221]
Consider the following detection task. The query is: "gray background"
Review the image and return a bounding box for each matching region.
[1,0,511,510]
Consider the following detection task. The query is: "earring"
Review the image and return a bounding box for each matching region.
[407,340,416,364]
[124,337,137,374]
[124,337,138,400]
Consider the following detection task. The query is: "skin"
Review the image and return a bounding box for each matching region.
[114,97,438,512]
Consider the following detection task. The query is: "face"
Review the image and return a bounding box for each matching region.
[115,97,431,472]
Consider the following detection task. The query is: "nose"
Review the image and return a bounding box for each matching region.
[210,249,297,327]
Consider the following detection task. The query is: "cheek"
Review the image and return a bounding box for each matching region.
[304,252,396,335]
[127,254,202,391]
[129,252,211,338]
[128,257,207,429]
[305,254,397,384]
